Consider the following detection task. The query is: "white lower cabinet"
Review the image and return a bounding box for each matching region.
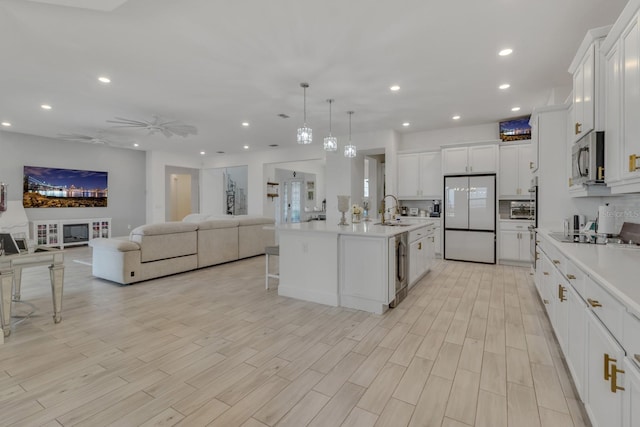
[499,221,532,263]
[567,283,587,400]
[585,310,625,427]
[623,358,640,427]
[408,225,434,287]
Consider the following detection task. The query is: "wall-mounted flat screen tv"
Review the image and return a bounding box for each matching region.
[23,166,108,208]
[499,115,532,142]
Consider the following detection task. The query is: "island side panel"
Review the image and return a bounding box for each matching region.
[339,235,391,314]
[278,230,339,307]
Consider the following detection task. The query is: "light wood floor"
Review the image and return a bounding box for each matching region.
[0,247,590,427]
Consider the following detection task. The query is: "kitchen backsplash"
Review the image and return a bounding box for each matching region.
[608,195,640,230]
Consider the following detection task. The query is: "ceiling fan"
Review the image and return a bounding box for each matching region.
[106,115,198,138]
[57,132,135,147]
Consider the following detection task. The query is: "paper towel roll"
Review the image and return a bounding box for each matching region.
[598,204,616,235]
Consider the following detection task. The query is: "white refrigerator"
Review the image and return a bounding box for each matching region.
[444,174,496,264]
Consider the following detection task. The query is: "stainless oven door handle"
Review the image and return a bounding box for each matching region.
[397,240,407,282]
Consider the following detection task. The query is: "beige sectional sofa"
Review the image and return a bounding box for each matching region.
[90,215,275,285]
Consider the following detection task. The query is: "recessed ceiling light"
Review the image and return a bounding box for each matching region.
[452,115,461,120]
[499,83,511,90]
[402,122,410,127]
[243,145,249,150]
[499,48,513,56]
[200,151,206,155]
[511,106,521,112]
[41,104,52,110]
[242,122,249,127]
[98,76,111,83]
[1,122,11,127]
[390,85,401,91]
[133,143,139,147]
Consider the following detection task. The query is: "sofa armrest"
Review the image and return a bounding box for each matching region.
[89,238,140,252]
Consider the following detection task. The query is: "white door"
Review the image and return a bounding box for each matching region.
[445,230,495,263]
[624,358,640,427]
[468,175,495,231]
[281,179,303,223]
[419,152,442,198]
[169,173,192,221]
[468,145,497,173]
[444,176,469,229]
[517,145,533,194]
[499,231,519,261]
[442,147,469,174]
[499,145,519,197]
[397,154,420,198]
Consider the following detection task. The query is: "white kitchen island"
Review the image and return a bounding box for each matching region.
[277,220,434,314]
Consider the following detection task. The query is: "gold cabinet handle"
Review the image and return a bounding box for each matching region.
[575,122,582,135]
[543,299,549,305]
[631,154,640,172]
[568,177,573,187]
[529,161,534,169]
[558,284,567,302]
[610,364,626,393]
[605,353,616,381]
[543,272,550,276]
[588,298,602,308]
[635,354,640,364]
[598,166,605,181]
[566,274,576,280]
[418,242,422,250]
[553,259,561,265]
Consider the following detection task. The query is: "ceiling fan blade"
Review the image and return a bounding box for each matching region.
[106,117,150,127]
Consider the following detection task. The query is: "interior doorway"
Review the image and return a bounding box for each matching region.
[281,178,304,223]
[169,174,192,221]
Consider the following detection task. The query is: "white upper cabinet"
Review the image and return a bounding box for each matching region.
[602,1,640,193]
[499,144,532,198]
[570,27,609,143]
[397,151,442,199]
[442,144,498,175]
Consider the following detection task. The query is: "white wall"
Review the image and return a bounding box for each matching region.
[400,123,499,152]
[0,130,146,237]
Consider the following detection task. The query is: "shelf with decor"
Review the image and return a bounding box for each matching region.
[266,182,279,200]
[30,218,111,248]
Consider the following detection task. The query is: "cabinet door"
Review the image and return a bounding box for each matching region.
[425,233,435,271]
[469,145,497,173]
[582,44,596,138]
[567,284,587,400]
[573,58,585,142]
[398,154,420,198]
[409,240,420,286]
[585,311,625,427]
[442,147,469,174]
[622,15,640,180]
[624,358,640,427]
[434,225,442,256]
[517,145,532,195]
[606,42,622,184]
[499,230,519,261]
[553,271,570,354]
[530,115,539,172]
[419,152,442,198]
[517,231,531,262]
[499,145,519,197]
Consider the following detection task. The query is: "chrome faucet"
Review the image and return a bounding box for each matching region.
[381,194,399,224]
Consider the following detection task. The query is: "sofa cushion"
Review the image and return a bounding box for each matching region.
[131,221,198,236]
[235,215,276,226]
[197,218,240,230]
[182,213,214,223]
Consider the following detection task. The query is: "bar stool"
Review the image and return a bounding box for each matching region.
[265,245,279,289]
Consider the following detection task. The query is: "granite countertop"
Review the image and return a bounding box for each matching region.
[277,219,434,237]
[538,228,640,317]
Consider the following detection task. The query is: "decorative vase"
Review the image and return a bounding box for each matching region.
[337,195,350,225]
[352,213,361,223]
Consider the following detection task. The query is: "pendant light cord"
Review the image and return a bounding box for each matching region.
[328,99,333,135]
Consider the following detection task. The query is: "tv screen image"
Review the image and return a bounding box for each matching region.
[499,115,532,142]
[23,166,108,208]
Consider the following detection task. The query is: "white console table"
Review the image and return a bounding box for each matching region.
[0,247,64,343]
[30,217,111,248]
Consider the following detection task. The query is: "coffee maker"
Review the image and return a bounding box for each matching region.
[431,200,441,217]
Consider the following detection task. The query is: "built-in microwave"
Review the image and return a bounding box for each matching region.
[571,131,605,186]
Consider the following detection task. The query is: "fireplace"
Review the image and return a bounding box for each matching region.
[63,223,89,244]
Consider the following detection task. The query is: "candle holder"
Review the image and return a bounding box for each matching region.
[337,195,350,226]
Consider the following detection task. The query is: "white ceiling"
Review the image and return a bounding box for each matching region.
[0,0,629,155]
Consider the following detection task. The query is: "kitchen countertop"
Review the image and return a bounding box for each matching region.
[277,219,434,237]
[538,228,640,317]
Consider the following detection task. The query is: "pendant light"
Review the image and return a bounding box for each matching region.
[323,99,338,152]
[297,82,312,144]
[344,111,356,158]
